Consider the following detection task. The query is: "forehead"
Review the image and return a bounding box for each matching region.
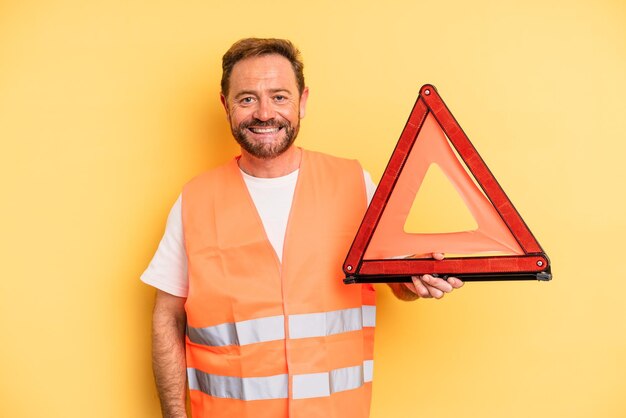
[228,54,298,95]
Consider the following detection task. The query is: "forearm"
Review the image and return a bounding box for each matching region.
[152,291,188,418]
[387,283,419,301]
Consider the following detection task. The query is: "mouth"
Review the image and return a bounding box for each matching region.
[248,126,282,134]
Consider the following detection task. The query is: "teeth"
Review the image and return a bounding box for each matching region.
[250,127,279,134]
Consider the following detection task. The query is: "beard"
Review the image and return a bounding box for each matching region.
[230,117,300,160]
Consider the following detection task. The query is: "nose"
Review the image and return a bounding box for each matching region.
[253,97,276,121]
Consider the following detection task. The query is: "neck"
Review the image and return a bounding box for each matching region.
[238,146,302,178]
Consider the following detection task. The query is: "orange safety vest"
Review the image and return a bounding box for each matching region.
[182,149,376,418]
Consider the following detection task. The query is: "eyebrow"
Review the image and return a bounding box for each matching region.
[233,88,293,99]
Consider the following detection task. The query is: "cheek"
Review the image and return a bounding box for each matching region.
[278,105,300,122]
[229,108,252,125]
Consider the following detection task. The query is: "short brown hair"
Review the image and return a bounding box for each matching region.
[221,38,305,97]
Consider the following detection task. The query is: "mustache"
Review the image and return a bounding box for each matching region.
[239,119,289,129]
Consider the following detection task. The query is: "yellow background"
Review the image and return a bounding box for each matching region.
[1,0,625,416]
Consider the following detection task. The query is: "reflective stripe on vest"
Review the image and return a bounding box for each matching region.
[187,314,285,347]
[187,305,376,347]
[187,360,374,401]
[188,368,289,401]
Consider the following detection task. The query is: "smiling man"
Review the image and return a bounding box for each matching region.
[141,38,462,418]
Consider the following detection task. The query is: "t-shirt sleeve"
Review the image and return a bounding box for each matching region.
[362,169,377,205]
[140,194,189,297]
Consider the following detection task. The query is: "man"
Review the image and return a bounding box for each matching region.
[142,38,463,418]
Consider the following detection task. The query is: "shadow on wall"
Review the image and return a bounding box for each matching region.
[201,97,240,168]
[183,61,240,170]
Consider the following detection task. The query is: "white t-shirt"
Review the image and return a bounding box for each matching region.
[141,169,377,297]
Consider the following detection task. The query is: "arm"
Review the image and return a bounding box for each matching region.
[387,253,464,301]
[152,289,188,418]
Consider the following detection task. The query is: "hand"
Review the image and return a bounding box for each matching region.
[403,253,464,299]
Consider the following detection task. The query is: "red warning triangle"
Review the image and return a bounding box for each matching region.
[343,84,551,283]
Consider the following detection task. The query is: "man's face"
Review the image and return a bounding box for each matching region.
[221,54,308,159]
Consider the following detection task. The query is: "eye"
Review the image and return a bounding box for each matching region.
[274,95,287,102]
[240,96,255,105]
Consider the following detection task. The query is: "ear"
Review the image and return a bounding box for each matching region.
[299,87,309,119]
[220,93,230,119]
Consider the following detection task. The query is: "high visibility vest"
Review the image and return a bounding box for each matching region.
[182,149,376,418]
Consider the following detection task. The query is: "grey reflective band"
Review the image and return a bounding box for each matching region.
[188,368,288,401]
[363,359,374,382]
[187,305,376,347]
[289,306,377,339]
[362,305,376,327]
[292,360,375,400]
[236,315,285,345]
[187,315,285,347]
[189,360,374,401]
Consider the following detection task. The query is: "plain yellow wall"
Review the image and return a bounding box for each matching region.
[1,0,625,417]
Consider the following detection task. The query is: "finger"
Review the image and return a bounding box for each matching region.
[447,277,464,288]
[419,275,445,299]
[412,276,431,298]
[421,274,453,293]
[432,252,445,261]
[424,283,444,299]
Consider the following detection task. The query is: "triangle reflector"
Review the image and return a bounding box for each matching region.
[343,84,551,283]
